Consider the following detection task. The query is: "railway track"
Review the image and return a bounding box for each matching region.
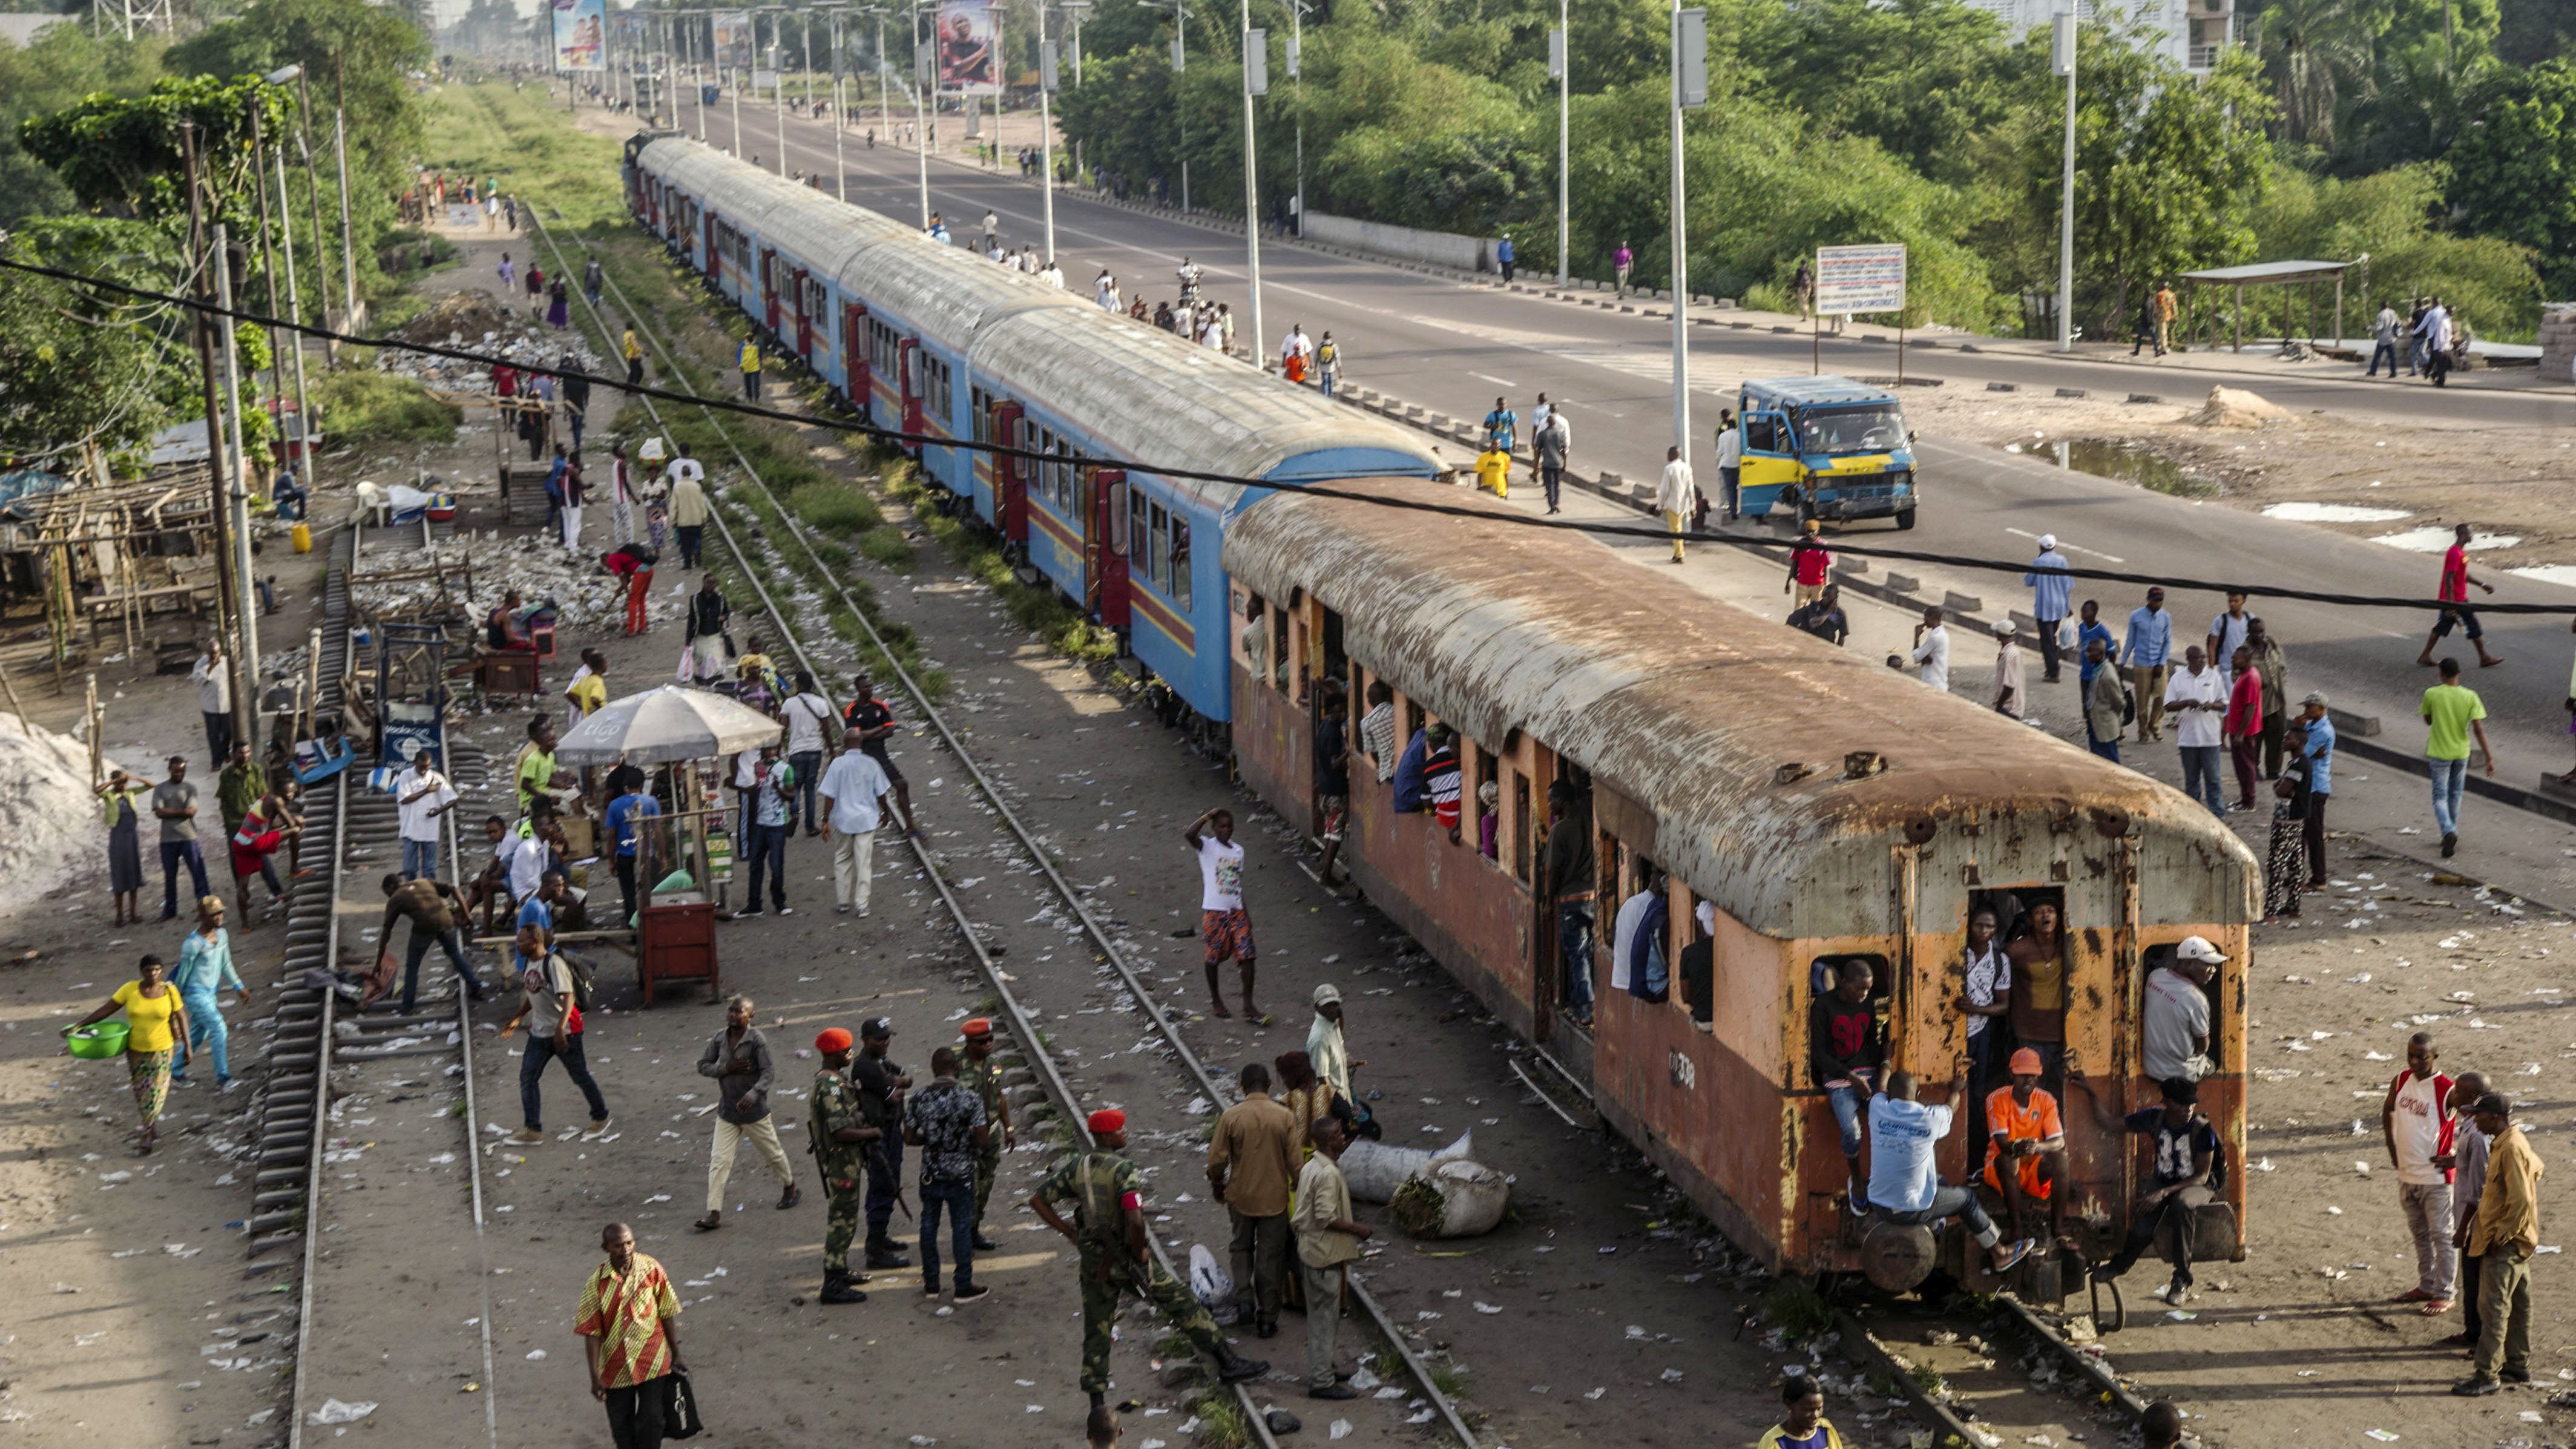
[277,513,503,1449]
[521,208,1480,1448]
[511,195,2184,1448]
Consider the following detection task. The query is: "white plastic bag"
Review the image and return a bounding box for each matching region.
[1401,1160,1510,1238]
[1188,1242,1238,1325]
[675,642,695,683]
[1340,1130,1474,1204]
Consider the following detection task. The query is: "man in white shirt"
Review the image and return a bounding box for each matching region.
[1040,260,1063,288]
[1200,313,1224,350]
[2141,938,2221,1082]
[818,729,894,915]
[2161,644,2228,815]
[1715,412,1744,520]
[396,748,460,882]
[193,638,233,766]
[1991,620,2026,719]
[1185,806,1263,1022]
[981,209,998,247]
[665,444,711,570]
[1654,446,1697,564]
[1910,606,1950,692]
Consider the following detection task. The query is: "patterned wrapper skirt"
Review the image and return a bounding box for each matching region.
[127,1046,173,1126]
[2264,803,2304,919]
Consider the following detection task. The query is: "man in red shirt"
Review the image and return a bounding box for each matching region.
[2417,522,2504,669]
[2224,644,2266,810]
[1784,519,1833,609]
[601,542,657,636]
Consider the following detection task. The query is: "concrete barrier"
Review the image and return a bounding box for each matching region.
[1300,210,1496,273]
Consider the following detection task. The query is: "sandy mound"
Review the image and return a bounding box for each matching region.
[2186,385,2290,429]
[389,289,514,347]
[0,721,122,918]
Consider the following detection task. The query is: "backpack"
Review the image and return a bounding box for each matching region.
[2121,686,2137,726]
[551,950,597,1014]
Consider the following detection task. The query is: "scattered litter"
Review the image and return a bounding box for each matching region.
[2364,1432,2399,1442]
[1329,1421,1353,1441]
[526,1350,547,1361]
[1660,1368,1685,1383]
[309,1399,378,1425]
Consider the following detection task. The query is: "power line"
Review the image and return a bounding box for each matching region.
[4,247,2571,618]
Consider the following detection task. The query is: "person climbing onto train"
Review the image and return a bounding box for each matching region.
[2066,1065,2218,1307]
[1865,1067,2036,1275]
[1809,958,1882,1214]
[1541,782,1597,1026]
[1756,1374,1846,1449]
[1983,1047,2070,1246]
[1186,807,1266,1024]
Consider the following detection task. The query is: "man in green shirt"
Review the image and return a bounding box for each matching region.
[959,1017,1013,1251]
[215,741,266,838]
[516,717,562,817]
[1030,1109,1266,1409]
[2422,657,2494,859]
[807,1027,878,1304]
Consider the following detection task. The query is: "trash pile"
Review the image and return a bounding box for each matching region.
[378,288,601,396]
[349,525,676,634]
[0,720,127,917]
[2185,385,2290,429]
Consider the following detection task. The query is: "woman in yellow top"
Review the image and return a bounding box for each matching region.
[1273,1050,1334,1162]
[61,954,190,1154]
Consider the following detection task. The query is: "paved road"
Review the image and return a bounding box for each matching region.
[669,105,2576,773]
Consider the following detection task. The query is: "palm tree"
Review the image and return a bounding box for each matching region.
[2252,0,2380,146]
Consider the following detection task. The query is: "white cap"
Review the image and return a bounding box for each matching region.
[2175,935,2227,966]
[1994,619,2018,637]
[1313,982,1342,1007]
[2038,533,2058,551]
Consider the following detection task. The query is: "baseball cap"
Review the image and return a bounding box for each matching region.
[1312,983,1342,1007]
[2174,936,2227,966]
[2037,533,2057,550]
[1994,619,2018,637]
[2472,1092,2512,1117]
[2303,691,2330,707]
[859,1016,894,1040]
[2009,1048,2043,1076]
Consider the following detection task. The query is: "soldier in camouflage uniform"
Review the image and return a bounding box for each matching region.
[961,1017,1013,1252]
[1030,1109,1267,1408]
[807,1027,878,1304]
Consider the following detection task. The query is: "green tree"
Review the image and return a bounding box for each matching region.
[1738,0,2015,185]
[0,215,196,456]
[18,74,289,229]
[2248,162,2540,334]
[0,25,163,233]
[2252,0,2385,146]
[2444,56,2576,294]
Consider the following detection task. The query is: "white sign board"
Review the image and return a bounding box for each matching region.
[1814,243,1907,317]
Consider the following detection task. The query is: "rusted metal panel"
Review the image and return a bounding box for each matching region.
[1221,479,2262,942]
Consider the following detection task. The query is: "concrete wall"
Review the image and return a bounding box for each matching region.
[1300,210,1496,274]
[2543,305,2576,387]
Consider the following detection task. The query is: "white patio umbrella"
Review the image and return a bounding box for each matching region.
[555,684,781,766]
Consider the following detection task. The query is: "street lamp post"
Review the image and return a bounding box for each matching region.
[823,5,849,200]
[1289,0,1306,235]
[1669,0,1706,458]
[1057,0,1088,85]
[912,0,931,226]
[2053,9,2077,354]
[1550,5,1567,286]
[763,6,789,177]
[1036,0,1057,260]
[1240,3,1265,366]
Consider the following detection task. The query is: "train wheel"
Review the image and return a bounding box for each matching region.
[2087,1269,2124,1335]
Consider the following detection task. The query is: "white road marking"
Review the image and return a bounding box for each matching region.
[1471,372,1520,389]
[2005,525,2125,565]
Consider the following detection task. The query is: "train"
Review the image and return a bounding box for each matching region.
[622,132,2260,1299]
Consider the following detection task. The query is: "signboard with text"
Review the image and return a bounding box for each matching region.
[1813,243,1907,317]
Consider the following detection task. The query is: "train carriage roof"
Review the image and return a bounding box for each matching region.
[1224,479,2256,939]
[971,309,1441,510]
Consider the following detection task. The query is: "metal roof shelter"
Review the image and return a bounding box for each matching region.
[2179,258,2353,353]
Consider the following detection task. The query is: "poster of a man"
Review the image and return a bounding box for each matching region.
[553,0,606,70]
[711,10,754,70]
[935,0,997,93]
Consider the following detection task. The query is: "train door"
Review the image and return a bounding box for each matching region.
[705,214,721,285]
[842,303,870,417]
[793,268,812,359]
[896,338,924,451]
[759,248,779,332]
[1085,469,1130,630]
[993,402,1027,542]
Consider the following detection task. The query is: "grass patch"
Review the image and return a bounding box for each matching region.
[1428,1358,1470,1398]
[1189,1390,1249,1449]
[857,524,913,569]
[789,481,886,535]
[1758,1278,1840,1342]
[889,471,1117,662]
[313,369,462,445]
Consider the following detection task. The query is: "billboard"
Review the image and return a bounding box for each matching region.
[935,0,998,94]
[711,10,755,71]
[1813,243,1907,317]
[552,0,605,71]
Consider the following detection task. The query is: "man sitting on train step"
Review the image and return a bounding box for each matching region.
[1866,1068,2036,1274]
[1809,960,1884,1214]
[2068,1066,2219,1306]
[1984,1048,2071,1243]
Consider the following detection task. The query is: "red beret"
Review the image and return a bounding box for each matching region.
[815,1027,853,1054]
[961,1017,993,1039]
[1087,1109,1126,1135]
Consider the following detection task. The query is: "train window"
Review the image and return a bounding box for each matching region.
[1148,502,1169,592]
[1056,441,1076,511]
[1169,519,1192,610]
[1679,891,1714,1028]
[1473,748,1499,865]
[1127,487,1146,564]
[1406,701,1426,744]
[1806,954,1891,1088]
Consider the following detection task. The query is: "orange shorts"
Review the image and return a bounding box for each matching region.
[1983,1149,2053,1201]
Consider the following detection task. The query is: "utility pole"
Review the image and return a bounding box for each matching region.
[729,13,745,158]
[2054,10,2076,354]
[1289,0,1305,236]
[245,102,285,445]
[1036,0,1056,258]
[912,0,930,225]
[177,122,248,750]
[1669,0,1705,458]
[292,67,336,356]
[826,6,849,201]
[334,58,358,331]
[692,15,709,140]
[211,227,263,716]
[272,139,313,491]
[765,7,788,176]
[1551,2,1568,286]
[1240,2,1265,367]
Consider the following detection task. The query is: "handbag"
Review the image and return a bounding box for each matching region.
[662,1368,705,1439]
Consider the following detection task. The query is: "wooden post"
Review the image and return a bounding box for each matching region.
[2232,283,2243,356]
[85,674,100,783]
[2334,270,2345,348]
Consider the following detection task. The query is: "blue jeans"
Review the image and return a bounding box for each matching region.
[2086,723,2120,763]
[790,751,822,827]
[919,1177,977,1291]
[744,820,789,908]
[173,987,229,1084]
[2178,744,2224,815]
[1557,900,1594,1014]
[2368,341,2398,376]
[160,839,209,918]
[402,836,441,881]
[402,922,484,1012]
[1827,1083,1867,1158]
[866,1138,905,1240]
[2431,756,2469,837]
[520,1031,610,1129]
[1879,1184,2002,1248]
